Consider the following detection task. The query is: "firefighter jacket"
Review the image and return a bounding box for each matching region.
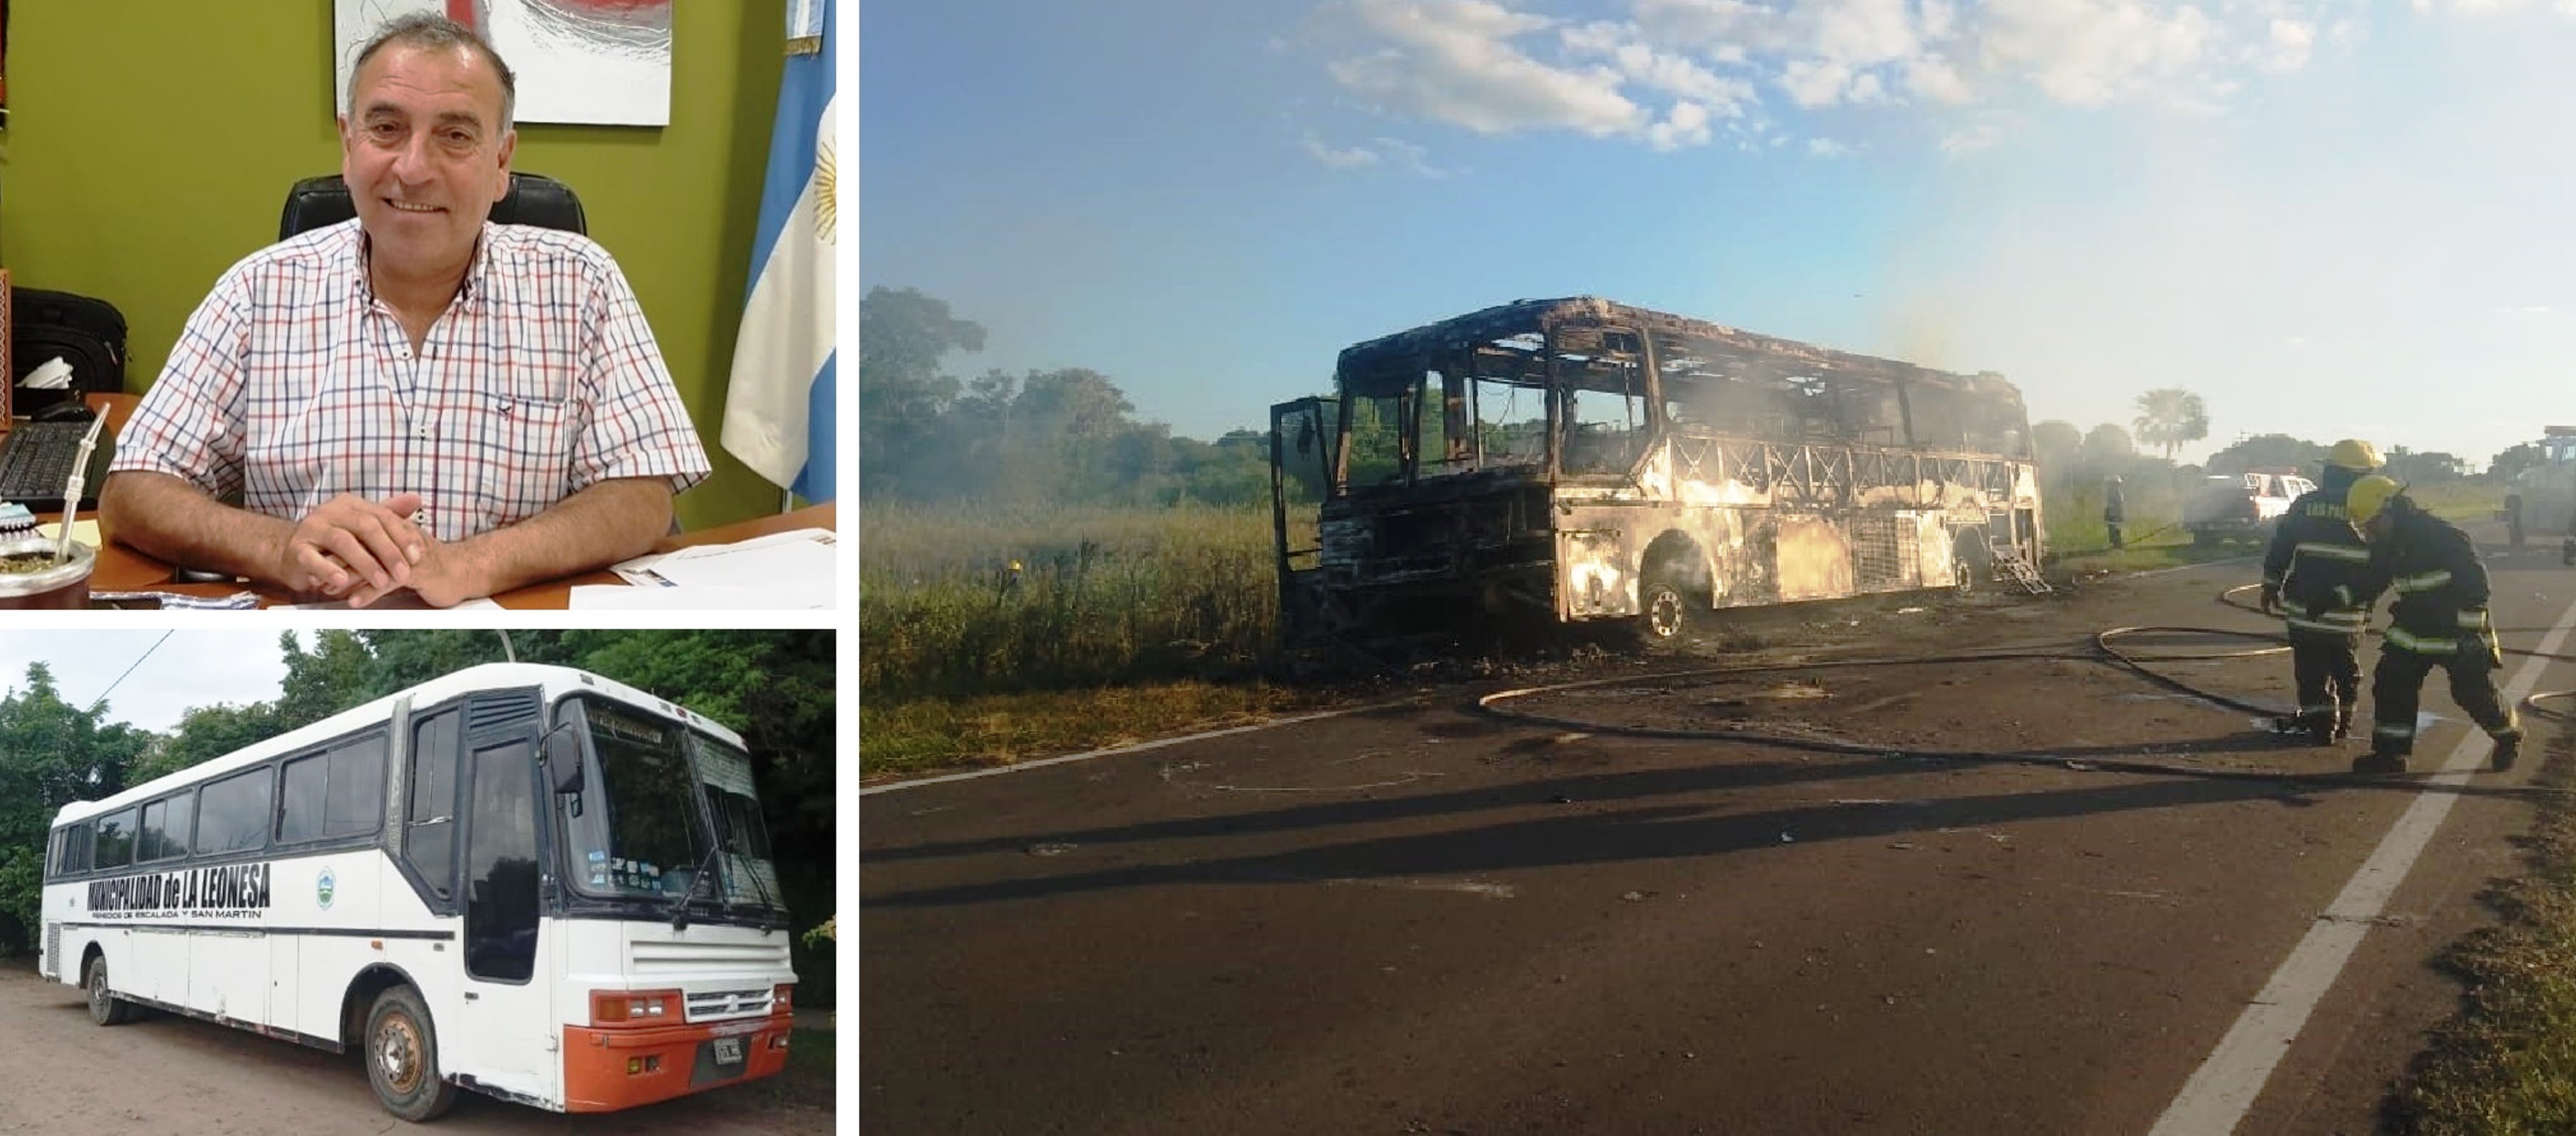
[2356,506,2500,663]
[2263,490,2374,640]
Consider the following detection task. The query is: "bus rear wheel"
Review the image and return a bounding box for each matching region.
[366,985,459,1123]
[84,956,131,1026]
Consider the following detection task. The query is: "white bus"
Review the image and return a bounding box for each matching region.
[37,662,798,1121]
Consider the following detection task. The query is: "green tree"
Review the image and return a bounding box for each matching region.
[2131,389,2210,460]
[130,701,283,785]
[0,663,149,952]
[2083,423,2137,464]
[2205,433,2324,474]
[2490,442,2543,481]
[276,630,380,732]
[2032,420,2083,473]
[859,286,986,498]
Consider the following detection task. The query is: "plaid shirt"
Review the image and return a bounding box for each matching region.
[112,220,711,542]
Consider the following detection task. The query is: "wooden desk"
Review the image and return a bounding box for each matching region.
[82,499,836,611]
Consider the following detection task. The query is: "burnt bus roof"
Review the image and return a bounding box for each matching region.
[1335,296,2024,406]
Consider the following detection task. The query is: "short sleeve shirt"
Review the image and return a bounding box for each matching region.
[111,220,712,543]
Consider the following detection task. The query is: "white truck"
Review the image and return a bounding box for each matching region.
[2183,467,2314,545]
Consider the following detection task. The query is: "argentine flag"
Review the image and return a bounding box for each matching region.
[722,0,839,503]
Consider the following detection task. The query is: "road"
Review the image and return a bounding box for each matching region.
[861,527,2576,1135]
[0,960,832,1135]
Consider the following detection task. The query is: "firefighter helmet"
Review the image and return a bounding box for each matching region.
[2347,474,2403,527]
[2324,438,2384,472]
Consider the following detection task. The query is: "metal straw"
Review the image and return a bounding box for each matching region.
[55,411,106,564]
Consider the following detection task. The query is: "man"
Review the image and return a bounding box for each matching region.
[101,13,709,608]
[2258,440,2384,745]
[2343,474,2521,774]
[2103,477,2127,550]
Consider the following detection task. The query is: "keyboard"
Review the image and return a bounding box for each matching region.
[0,421,114,513]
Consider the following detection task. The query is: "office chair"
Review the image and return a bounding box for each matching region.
[277,172,588,241]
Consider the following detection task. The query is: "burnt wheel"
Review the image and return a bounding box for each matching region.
[366,985,459,1123]
[1638,572,1693,643]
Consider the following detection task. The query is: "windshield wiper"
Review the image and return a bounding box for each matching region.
[666,843,721,931]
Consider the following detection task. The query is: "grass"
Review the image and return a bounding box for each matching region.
[2392,727,2576,1132]
[859,679,1337,781]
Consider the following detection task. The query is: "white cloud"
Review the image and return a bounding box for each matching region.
[1321,0,1645,136]
[1810,136,1854,154]
[1304,132,1383,167]
[1942,121,2007,152]
[1978,0,2217,107]
[2265,17,2314,71]
[1308,0,2385,155]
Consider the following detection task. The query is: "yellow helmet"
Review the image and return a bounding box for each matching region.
[2347,474,2403,526]
[2325,438,2384,472]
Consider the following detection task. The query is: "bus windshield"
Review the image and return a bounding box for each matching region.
[564,698,784,915]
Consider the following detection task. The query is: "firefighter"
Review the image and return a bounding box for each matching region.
[2344,474,2521,774]
[2258,439,2385,745]
[2103,477,2127,550]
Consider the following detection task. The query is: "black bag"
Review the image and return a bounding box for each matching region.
[11,287,127,417]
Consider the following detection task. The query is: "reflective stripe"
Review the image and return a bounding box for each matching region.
[2300,703,2336,715]
[2292,542,2370,562]
[2374,723,2414,739]
[2395,570,2453,593]
[2286,616,2364,636]
[2458,608,2492,630]
[2385,626,2458,653]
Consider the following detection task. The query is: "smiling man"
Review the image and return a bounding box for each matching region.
[101,13,710,608]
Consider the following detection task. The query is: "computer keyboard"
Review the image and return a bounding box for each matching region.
[0,421,114,513]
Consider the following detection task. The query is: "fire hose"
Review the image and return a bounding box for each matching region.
[1470,584,2576,795]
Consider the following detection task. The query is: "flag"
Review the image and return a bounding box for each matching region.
[722,0,839,504]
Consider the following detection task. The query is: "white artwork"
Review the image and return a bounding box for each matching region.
[332,0,673,128]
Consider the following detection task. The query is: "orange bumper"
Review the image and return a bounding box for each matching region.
[562,1014,793,1113]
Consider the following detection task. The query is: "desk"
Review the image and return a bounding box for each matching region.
[83,501,836,610]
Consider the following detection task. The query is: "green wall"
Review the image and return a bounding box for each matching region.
[0,0,791,530]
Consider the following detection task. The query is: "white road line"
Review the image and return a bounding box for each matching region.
[2149,593,2576,1135]
[857,701,1415,796]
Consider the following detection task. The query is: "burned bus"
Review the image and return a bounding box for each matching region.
[1267,297,2045,645]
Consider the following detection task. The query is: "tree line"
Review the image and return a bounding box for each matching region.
[0,630,838,1002]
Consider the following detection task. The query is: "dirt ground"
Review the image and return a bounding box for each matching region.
[0,959,834,1135]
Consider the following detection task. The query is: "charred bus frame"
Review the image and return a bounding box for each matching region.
[1267,296,2045,643]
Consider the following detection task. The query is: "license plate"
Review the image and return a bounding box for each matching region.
[712,1037,744,1065]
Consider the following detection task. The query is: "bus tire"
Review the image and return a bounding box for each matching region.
[84,955,131,1026]
[1638,571,1693,644]
[366,985,459,1123]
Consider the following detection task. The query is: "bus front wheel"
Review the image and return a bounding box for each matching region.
[84,956,131,1026]
[366,986,460,1123]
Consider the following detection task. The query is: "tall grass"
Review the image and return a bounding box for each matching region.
[858,502,1301,699]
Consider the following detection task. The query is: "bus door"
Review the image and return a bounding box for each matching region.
[454,713,560,1100]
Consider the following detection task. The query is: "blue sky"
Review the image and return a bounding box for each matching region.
[863,0,2576,467]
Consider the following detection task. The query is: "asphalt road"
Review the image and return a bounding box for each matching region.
[0,959,832,1135]
[861,528,2576,1136]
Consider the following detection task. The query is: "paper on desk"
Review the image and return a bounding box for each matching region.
[612,527,835,583]
[569,584,808,610]
[609,527,836,608]
[36,518,100,545]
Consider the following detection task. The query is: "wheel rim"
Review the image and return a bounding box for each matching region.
[1645,585,1686,639]
[376,1012,425,1096]
[88,967,105,1016]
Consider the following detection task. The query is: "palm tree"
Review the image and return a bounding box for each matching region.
[2132,388,2210,460]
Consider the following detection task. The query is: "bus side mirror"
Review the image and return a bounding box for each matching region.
[544,725,586,795]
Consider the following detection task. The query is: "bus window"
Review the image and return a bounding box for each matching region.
[139,794,194,863]
[407,710,461,900]
[93,808,136,871]
[279,754,328,844]
[464,739,539,984]
[325,737,387,839]
[196,767,272,856]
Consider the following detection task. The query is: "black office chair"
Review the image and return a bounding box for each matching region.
[277,172,588,241]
